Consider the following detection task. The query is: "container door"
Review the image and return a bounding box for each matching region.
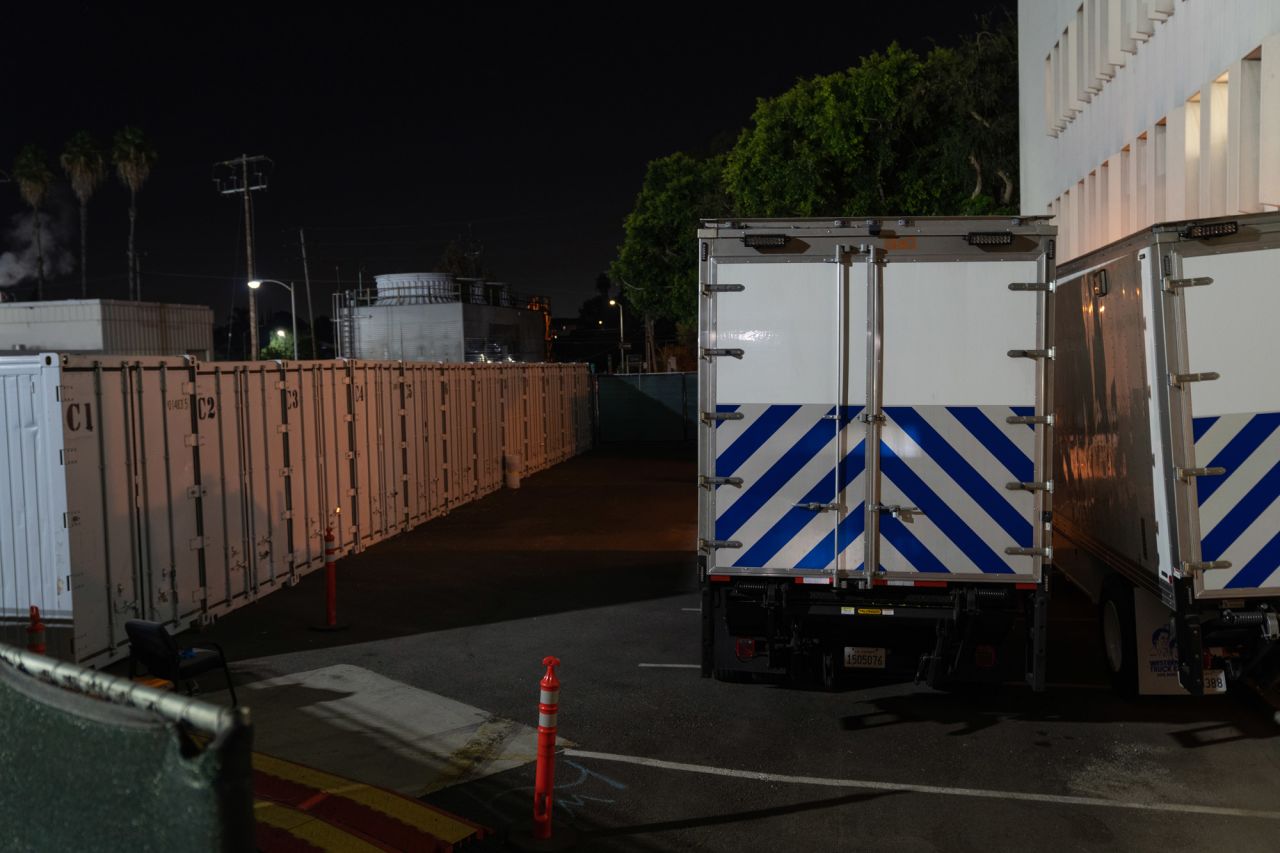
[704,257,863,577]
[1181,247,1280,599]
[872,256,1045,582]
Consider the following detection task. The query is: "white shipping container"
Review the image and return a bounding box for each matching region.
[0,300,213,359]
[0,355,591,665]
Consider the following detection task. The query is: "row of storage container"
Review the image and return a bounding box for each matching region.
[0,355,592,666]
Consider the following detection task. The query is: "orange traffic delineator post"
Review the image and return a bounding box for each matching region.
[309,527,349,632]
[508,656,577,851]
[532,656,561,840]
[27,605,46,654]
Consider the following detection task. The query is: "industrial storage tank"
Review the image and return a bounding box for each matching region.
[373,272,457,304]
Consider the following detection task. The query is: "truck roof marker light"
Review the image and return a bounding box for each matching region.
[966,231,1015,246]
[741,234,790,249]
[1180,221,1239,239]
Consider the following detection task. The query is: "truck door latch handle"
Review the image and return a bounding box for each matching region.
[795,502,844,513]
[876,504,923,522]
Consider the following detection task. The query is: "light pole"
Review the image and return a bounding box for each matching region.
[248,279,298,360]
[608,298,625,373]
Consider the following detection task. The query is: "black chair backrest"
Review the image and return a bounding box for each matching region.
[124,620,181,681]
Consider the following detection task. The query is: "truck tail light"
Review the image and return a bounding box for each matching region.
[734,638,757,661]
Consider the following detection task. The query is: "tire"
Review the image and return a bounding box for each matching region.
[1100,574,1138,697]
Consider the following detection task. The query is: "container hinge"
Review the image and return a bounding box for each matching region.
[186,485,208,499]
[277,424,290,433]
[796,502,846,513]
[1170,372,1219,387]
[183,434,207,447]
[181,382,196,395]
[1164,276,1213,293]
[281,510,293,520]
[1181,560,1232,574]
[278,467,293,478]
[188,537,204,550]
[1007,414,1053,425]
[702,348,744,360]
[700,475,743,489]
[1008,348,1053,360]
[1006,546,1053,558]
[1008,282,1051,292]
[703,283,745,294]
[858,412,885,424]
[1177,466,1226,481]
[276,380,287,390]
[1006,480,1053,493]
[875,503,922,522]
[702,411,744,424]
[699,538,743,551]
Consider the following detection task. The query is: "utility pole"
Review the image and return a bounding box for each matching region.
[299,227,317,359]
[214,154,272,359]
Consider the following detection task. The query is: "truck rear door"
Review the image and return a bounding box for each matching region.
[1175,224,1280,599]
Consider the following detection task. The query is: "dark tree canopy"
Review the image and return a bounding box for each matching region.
[614,14,1017,328]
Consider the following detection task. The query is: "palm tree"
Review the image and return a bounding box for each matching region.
[12,145,53,300]
[111,127,157,300]
[61,132,107,298]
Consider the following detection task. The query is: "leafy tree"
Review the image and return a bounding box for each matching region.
[724,17,1018,218]
[111,126,157,300]
[61,131,107,297]
[610,152,727,332]
[12,145,53,299]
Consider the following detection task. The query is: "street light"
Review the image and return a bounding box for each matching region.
[608,298,625,374]
[248,279,298,360]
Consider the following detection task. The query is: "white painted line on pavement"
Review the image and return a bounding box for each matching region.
[562,749,1280,821]
[637,663,701,669]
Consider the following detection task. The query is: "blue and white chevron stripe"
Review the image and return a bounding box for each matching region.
[713,404,1036,576]
[1192,411,1280,592]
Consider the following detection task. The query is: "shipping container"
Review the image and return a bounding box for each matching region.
[698,217,1056,688]
[0,299,213,359]
[1054,212,1280,698]
[0,356,591,666]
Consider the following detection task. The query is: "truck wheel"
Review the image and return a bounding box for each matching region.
[1100,575,1138,697]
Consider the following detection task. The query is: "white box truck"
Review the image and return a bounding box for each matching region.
[1053,213,1280,701]
[697,217,1057,688]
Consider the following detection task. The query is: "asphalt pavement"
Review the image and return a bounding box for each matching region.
[178,443,1280,852]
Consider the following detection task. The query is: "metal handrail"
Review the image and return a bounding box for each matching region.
[0,642,248,736]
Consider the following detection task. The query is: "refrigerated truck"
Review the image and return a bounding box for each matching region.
[697,217,1057,688]
[1053,212,1280,700]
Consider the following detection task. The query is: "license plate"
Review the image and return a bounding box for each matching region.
[844,647,886,669]
[1203,668,1227,694]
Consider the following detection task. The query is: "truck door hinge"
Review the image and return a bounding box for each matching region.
[875,503,922,522]
[1008,282,1052,292]
[700,539,742,551]
[1177,466,1226,481]
[700,475,743,489]
[1006,480,1053,493]
[1006,546,1052,559]
[1170,372,1219,387]
[1007,414,1053,425]
[1008,348,1053,360]
[703,284,745,294]
[1181,560,1232,574]
[796,502,845,513]
[1163,276,1213,293]
[702,411,744,424]
[858,412,885,424]
[702,348,745,360]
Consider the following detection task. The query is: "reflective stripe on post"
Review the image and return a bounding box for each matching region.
[532,655,561,841]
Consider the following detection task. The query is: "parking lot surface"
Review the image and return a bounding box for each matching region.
[186,444,1280,852]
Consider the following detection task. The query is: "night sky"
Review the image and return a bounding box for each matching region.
[2,3,1013,327]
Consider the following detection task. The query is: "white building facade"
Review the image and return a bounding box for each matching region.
[1018,0,1280,260]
